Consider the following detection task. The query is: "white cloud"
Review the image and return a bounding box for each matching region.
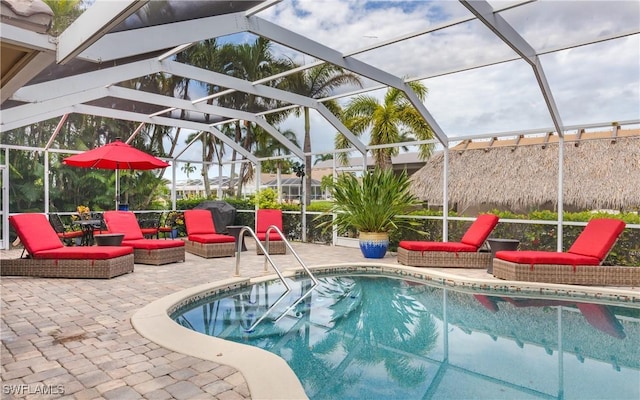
[257,0,638,150]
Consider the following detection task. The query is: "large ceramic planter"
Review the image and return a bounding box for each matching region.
[359,231,389,259]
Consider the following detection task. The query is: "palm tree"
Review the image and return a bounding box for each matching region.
[254,128,300,174]
[217,38,291,197]
[281,64,363,205]
[336,81,434,170]
[181,163,196,179]
[43,0,83,36]
[177,39,223,197]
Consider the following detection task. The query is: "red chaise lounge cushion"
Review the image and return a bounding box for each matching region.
[184,210,235,243]
[34,246,133,259]
[121,239,185,249]
[460,214,500,248]
[399,214,499,252]
[495,218,625,266]
[567,218,625,260]
[495,250,601,266]
[398,241,477,252]
[103,211,184,248]
[9,214,132,260]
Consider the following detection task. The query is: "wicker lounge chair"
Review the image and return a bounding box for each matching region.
[183,209,236,258]
[103,211,185,265]
[492,218,639,286]
[397,214,499,268]
[255,209,286,255]
[4,213,134,278]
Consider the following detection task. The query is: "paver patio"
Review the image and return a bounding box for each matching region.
[1,242,637,399]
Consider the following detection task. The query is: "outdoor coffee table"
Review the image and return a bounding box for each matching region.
[94,233,124,246]
[487,238,520,274]
[226,225,247,251]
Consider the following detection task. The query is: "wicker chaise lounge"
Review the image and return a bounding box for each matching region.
[103,211,185,265]
[183,210,236,258]
[397,214,499,268]
[492,218,639,286]
[4,213,134,279]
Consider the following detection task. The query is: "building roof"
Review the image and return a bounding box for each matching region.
[0,0,53,103]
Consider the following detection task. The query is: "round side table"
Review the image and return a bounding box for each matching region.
[486,238,520,274]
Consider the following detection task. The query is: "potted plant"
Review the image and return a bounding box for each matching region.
[320,168,422,258]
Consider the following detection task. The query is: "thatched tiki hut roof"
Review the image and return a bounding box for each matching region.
[410,128,640,212]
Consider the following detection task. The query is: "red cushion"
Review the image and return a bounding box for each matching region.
[495,250,600,265]
[121,239,184,249]
[58,231,84,239]
[399,241,477,252]
[184,209,217,235]
[103,211,144,240]
[188,233,235,244]
[34,246,133,260]
[256,209,283,234]
[568,219,625,260]
[9,214,64,254]
[460,214,499,248]
[256,232,284,241]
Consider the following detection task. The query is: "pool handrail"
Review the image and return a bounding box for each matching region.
[265,225,319,286]
[234,226,291,292]
[234,225,318,332]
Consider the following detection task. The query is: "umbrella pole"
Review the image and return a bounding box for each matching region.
[115,169,120,210]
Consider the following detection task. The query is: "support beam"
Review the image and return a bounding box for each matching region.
[74,104,257,163]
[57,0,149,64]
[245,15,449,146]
[1,51,55,104]
[460,0,564,137]
[10,59,163,103]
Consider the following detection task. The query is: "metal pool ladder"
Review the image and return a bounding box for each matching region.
[234,225,319,332]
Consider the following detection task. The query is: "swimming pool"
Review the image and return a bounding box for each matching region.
[170,272,640,400]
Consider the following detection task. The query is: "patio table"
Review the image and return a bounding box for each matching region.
[72,219,102,246]
[487,238,520,274]
[94,233,124,246]
[226,225,247,251]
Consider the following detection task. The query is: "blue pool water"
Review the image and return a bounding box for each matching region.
[171,274,640,399]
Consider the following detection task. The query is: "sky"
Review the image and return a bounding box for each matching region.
[166,0,640,182]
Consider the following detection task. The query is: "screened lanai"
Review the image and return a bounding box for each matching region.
[1,0,639,250]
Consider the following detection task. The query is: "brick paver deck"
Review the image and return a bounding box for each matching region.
[1,242,636,399]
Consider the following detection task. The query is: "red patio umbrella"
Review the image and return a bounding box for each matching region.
[63,139,169,209]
